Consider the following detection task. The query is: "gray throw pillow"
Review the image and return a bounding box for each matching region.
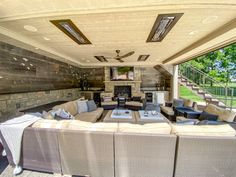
[55,108,74,119]
[199,111,218,121]
[77,100,88,113]
[87,100,97,112]
[173,99,184,107]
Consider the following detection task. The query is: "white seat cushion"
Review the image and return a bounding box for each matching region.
[32,119,70,129]
[172,124,236,137]
[75,108,103,122]
[161,106,174,116]
[61,120,118,132]
[125,101,143,107]
[101,101,117,106]
[118,123,171,134]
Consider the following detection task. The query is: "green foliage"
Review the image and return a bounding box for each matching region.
[117,67,133,74]
[182,43,236,84]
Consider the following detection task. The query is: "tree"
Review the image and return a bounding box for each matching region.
[184,43,236,85]
[217,44,236,84]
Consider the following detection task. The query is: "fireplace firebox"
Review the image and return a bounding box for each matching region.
[114,86,131,98]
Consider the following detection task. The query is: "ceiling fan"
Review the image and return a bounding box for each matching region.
[105,50,135,62]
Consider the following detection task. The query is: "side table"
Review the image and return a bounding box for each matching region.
[117,97,126,108]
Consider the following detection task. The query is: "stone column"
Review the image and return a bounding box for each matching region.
[172,65,179,99]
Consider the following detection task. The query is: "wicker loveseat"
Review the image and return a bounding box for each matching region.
[1,117,236,177]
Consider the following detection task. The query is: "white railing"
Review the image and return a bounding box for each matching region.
[179,63,234,109]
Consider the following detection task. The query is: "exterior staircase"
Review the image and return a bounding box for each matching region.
[178,76,226,108]
[179,64,234,109]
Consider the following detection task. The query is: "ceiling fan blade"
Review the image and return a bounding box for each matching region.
[116,59,124,63]
[118,51,135,59]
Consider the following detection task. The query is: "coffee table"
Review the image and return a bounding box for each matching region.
[103,109,136,123]
[135,110,169,124]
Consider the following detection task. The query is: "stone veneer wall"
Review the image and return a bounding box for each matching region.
[0,88,80,122]
[0,41,81,94]
[104,67,141,94]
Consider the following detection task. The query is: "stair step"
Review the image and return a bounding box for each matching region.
[207,101,219,105]
[198,90,205,94]
[218,102,226,107]
[186,83,194,86]
[211,98,219,102]
[192,86,200,90]
[208,101,226,108]
[204,94,213,99]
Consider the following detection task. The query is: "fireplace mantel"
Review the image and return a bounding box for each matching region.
[104,80,141,94]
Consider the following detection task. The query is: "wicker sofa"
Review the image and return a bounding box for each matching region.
[175,135,236,177]
[0,126,61,173]
[125,92,146,110]
[53,100,104,123]
[1,119,236,177]
[1,120,176,177]
[160,98,198,121]
[100,92,118,110]
[172,123,236,177]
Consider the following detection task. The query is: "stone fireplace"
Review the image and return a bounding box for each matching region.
[104,67,142,96]
[114,86,131,98]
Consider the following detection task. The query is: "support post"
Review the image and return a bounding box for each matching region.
[172,65,179,99]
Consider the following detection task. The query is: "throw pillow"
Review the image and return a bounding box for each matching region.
[176,120,198,125]
[197,120,224,125]
[183,99,193,108]
[55,108,74,119]
[132,96,141,102]
[218,109,236,123]
[173,99,184,107]
[87,100,97,112]
[77,100,88,114]
[42,111,54,119]
[199,111,218,121]
[103,96,112,102]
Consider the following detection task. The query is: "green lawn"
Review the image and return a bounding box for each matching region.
[180,85,204,102]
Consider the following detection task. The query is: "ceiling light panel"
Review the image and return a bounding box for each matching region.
[94,56,108,62]
[137,55,150,61]
[147,13,183,42]
[50,19,91,45]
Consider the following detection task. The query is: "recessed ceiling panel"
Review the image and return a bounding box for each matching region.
[50,19,91,45]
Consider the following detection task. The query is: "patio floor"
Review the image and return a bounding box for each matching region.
[0,157,57,177]
[0,156,85,177]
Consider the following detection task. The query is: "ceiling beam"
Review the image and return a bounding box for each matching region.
[162,18,236,64]
[0,3,236,22]
[172,37,236,65]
